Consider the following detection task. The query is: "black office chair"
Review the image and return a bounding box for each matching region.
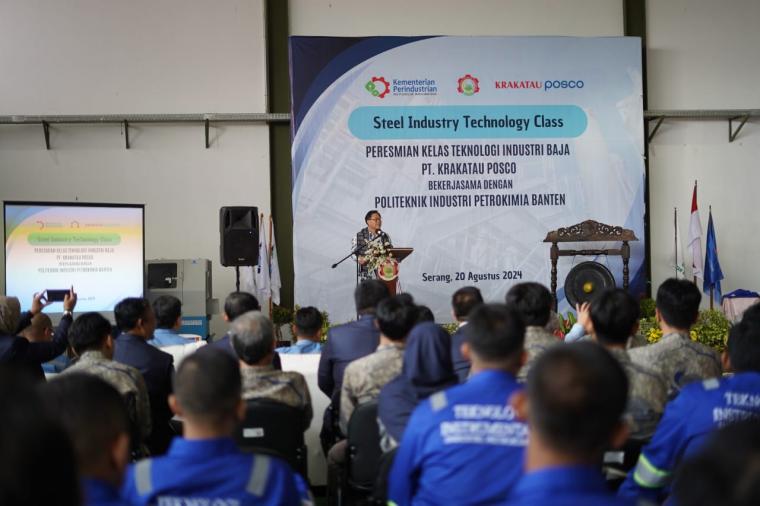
[234,398,309,478]
[335,400,383,505]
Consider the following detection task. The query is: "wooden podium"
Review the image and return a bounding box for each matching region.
[377,247,413,295]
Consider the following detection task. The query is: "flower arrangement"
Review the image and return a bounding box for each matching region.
[364,239,392,272]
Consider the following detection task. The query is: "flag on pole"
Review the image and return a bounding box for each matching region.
[269,216,282,305]
[240,265,256,294]
[672,208,686,279]
[702,207,724,304]
[255,213,271,302]
[687,181,703,280]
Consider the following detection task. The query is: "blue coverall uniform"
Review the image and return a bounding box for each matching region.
[388,369,527,505]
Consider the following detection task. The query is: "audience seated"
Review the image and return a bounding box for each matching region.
[449,286,483,382]
[387,304,526,504]
[505,282,560,382]
[619,309,760,503]
[0,290,76,381]
[150,295,194,347]
[113,297,174,455]
[276,306,324,354]
[329,295,417,465]
[42,374,132,506]
[318,279,388,448]
[210,291,283,370]
[0,367,80,506]
[629,278,721,397]
[505,343,632,505]
[672,419,760,506]
[231,311,312,429]
[589,289,667,441]
[121,349,310,505]
[64,312,152,450]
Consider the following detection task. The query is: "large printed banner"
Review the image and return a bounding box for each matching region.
[290,36,645,324]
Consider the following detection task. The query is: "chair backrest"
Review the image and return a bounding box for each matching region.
[346,400,382,489]
[235,398,308,477]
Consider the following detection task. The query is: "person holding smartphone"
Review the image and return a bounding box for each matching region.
[0,287,77,382]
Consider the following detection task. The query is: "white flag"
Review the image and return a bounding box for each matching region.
[672,210,686,279]
[240,265,256,294]
[269,217,282,305]
[255,213,271,302]
[688,182,703,280]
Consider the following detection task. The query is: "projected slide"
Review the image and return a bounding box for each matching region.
[4,203,144,312]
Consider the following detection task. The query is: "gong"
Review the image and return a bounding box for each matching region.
[564,261,616,307]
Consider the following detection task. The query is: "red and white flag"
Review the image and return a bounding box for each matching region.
[687,181,703,280]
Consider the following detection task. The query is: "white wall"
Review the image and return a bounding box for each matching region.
[647,0,760,304]
[0,0,270,337]
[289,0,623,36]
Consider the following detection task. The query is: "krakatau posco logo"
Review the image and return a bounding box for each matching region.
[494,79,585,91]
[365,76,438,98]
[457,74,480,96]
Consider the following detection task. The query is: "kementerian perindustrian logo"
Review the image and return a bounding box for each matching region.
[365,75,438,98]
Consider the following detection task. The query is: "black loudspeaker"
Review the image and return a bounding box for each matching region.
[220,207,259,267]
[564,261,616,307]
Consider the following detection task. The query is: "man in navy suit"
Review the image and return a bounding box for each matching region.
[113,297,175,455]
[317,279,389,450]
[449,286,483,383]
[208,291,282,370]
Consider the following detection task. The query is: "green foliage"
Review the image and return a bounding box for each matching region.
[638,309,730,352]
[692,309,731,352]
[639,298,656,318]
[271,305,294,326]
[556,311,576,335]
[440,322,459,335]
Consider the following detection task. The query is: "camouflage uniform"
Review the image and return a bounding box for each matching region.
[608,347,668,441]
[241,365,313,428]
[629,332,722,399]
[517,326,560,382]
[340,343,404,433]
[63,350,152,442]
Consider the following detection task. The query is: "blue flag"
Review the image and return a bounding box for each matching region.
[702,210,724,303]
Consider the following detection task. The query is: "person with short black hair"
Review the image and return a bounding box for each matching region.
[388,304,528,505]
[505,282,560,382]
[113,297,174,455]
[504,343,630,505]
[150,295,191,347]
[317,279,389,449]
[354,210,392,281]
[232,311,312,428]
[449,286,483,382]
[589,288,667,441]
[629,278,721,397]
[619,312,760,503]
[276,306,324,354]
[64,312,151,450]
[672,419,760,506]
[208,292,283,369]
[0,368,80,506]
[121,349,308,505]
[42,374,131,506]
[339,295,417,436]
